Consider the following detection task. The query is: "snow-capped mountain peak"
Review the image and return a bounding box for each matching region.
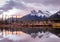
[38,10,44,14]
[30,10,51,18]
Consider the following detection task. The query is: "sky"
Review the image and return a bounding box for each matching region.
[0,0,60,18]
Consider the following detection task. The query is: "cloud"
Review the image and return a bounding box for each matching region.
[23,0,60,5]
[0,0,60,15]
[3,8,21,15]
[0,0,27,14]
[0,8,24,20]
[23,0,60,11]
[0,0,8,7]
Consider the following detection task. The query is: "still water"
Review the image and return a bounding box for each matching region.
[0,27,60,37]
[0,28,60,42]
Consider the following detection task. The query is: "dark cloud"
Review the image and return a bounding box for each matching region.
[6,0,27,9]
[1,0,60,11]
[23,0,60,11]
[23,0,44,3]
[23,0,60,5]
[0,0,27,14]
[43,0,60,6]
[0,0,60,14]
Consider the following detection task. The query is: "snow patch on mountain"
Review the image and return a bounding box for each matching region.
[30,10,51,18]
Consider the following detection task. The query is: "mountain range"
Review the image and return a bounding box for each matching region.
[6,10,60,21]
[20,10,50,21]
